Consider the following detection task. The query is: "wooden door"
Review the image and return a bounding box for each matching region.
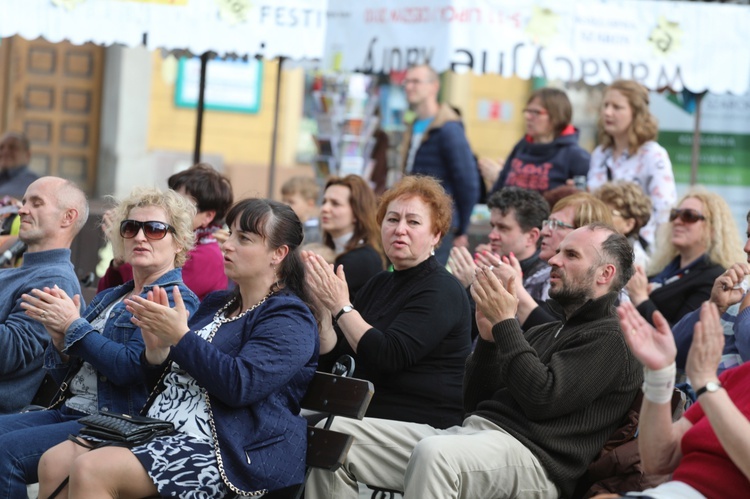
[0,36,104,195]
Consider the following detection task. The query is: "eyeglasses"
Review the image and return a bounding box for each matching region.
[669,208,705,224]
[523,108,548,117]
[543,219,575,231]
[403,78,432,86]
[120,220,175,240]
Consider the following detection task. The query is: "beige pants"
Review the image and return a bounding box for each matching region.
[306,415,559,499]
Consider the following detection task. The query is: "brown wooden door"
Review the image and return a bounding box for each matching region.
[0,36,104,195]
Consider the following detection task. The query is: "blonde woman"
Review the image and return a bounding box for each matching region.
[588,80,677,247]
[627,188,745,326]
[593,180,652,268]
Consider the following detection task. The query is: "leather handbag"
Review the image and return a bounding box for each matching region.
[77,412,174,446]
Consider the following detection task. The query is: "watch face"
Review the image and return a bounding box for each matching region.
[343,305,353,313]
[706,381,720,392]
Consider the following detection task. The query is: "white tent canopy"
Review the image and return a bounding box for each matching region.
[1,0,327,60]
[325,0,750,94]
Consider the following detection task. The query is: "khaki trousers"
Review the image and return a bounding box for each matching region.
[306,415,559,499]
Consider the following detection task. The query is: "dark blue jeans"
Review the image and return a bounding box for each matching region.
[0,408,83,499]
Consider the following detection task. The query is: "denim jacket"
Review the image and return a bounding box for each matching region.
[44,268,199,416]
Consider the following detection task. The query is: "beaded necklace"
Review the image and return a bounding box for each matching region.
[206,290,274,342]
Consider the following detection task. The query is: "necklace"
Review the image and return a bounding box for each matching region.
[205,290,274,343]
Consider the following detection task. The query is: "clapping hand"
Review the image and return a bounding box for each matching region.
[685,302,724,389]
[126,285,190,365]
[471,266,518,342]
[712,263,750,314]
[21,285,81,353]
[617,301,676,370]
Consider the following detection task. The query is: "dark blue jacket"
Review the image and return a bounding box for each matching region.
[46,268,199,416]
[403,104,480,236]
[492,126,590,194]
[160,290,318,494]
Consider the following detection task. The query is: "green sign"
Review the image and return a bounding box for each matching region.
[659,131,750,186]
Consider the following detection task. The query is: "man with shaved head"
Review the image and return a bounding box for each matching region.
[0,176,87,413]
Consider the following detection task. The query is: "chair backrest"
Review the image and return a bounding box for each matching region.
[263,357,373,499]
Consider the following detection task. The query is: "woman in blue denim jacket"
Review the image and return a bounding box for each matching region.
[0,187,199,499]
[39,199,318,499]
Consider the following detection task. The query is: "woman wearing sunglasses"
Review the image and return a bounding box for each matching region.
[627,189,745,327]
[97,163,234,301]
[38,199,317,498]
[480,87,590,195]
[0,187,199,498]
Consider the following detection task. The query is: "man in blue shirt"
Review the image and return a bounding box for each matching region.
[0,133,39,201]
[0,176,87,413]
[400,65,480,264]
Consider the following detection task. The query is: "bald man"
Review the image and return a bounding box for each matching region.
[0,177,87,413]
[0,133,38,201]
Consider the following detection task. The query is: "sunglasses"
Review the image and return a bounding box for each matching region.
[669,208,705,224]
[120,220,175,240]
[542,219,575,231]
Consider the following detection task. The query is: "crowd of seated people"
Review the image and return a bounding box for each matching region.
[1,75,749,499]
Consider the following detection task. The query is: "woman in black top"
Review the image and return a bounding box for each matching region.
[305,176,472,429]
[320,175,384,301]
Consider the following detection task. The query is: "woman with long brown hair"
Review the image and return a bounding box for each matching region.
[588,79,677,248]
[320,174,385,301]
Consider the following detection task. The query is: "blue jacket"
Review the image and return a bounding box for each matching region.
[0,248,81,413]
[402,104,480,236]
[153,290,318,494]
[45,268,198,416]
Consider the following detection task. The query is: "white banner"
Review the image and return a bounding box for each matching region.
[0,0,327,60]
[325,0,750,94]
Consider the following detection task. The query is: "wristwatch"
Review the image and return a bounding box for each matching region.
[695,381,723,398]
[333,304,354,324]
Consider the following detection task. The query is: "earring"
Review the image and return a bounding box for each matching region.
[430,248,435,256]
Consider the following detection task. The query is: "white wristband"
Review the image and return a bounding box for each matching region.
[642,362,676,404]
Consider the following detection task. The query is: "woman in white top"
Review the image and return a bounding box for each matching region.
[588,80,677,248]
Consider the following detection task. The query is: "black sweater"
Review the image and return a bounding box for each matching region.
[465,293,642,497]
[335,244,384,303]
[319,256,472,429]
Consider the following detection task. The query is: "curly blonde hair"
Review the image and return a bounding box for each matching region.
[593,181,652,237]
[649,187,745,273]
[107,187,196,268]
[598,80,659,153]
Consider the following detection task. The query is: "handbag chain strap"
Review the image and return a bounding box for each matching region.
[200,291,274,497]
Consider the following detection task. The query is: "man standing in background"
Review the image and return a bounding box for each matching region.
[401,64,480,264]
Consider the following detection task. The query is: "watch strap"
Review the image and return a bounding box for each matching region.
[333,305,353,324]
[695,381,722,397]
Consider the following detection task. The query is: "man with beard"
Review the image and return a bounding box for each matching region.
[0,177,86,413]
[306,223,642,499]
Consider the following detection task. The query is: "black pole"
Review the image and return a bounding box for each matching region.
[268,56,285,198]
[193,52,210,166]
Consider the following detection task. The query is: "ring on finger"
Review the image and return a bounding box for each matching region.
[488,265,494,271]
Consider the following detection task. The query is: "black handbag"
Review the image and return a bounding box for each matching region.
[77,412,174,446]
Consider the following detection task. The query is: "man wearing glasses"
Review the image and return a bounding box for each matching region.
[400,64,480,265]
[0,176,87,413]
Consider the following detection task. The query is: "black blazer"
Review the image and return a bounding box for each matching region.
[638,255,724,326]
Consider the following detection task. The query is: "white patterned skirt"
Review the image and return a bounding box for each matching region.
[131,432,229,498]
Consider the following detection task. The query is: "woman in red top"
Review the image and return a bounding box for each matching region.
[611,301,750,498]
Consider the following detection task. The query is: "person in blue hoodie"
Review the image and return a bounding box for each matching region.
[488,87,590,195]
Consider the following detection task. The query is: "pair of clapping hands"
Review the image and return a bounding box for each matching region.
[449,246,520,342]
[21,285,190,365]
